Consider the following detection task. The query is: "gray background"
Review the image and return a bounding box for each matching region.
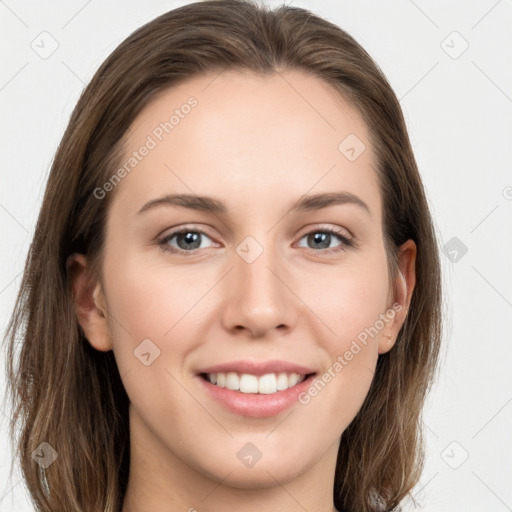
[1,0,511,510]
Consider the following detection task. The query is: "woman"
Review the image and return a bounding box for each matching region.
[4,0,443,510]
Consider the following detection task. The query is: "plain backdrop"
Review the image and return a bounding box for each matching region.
[1,1,511,510]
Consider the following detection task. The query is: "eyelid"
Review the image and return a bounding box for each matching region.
[296,223,354,242]
[157,224,215,240]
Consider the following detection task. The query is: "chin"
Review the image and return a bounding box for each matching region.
[195,450,310,489]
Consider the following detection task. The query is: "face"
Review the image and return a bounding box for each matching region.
[73,69,415,492]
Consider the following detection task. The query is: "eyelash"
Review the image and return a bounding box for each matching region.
[157,225,354,256]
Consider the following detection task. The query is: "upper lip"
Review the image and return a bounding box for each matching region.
[197,359,317,376]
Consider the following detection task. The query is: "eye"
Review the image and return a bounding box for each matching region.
[158,228,217,255]
[157,225,354,256]
[295,227,354,254]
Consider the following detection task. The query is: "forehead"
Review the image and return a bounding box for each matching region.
[110,68,381,223]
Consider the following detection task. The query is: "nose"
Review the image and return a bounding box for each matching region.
[220,242,298,339]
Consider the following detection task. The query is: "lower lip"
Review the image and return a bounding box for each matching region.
[195,374,316,418]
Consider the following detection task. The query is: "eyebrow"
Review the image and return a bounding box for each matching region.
[137,191,371,216]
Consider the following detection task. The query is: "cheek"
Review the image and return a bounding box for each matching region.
[103,250,207,337]
[294,267,386,438]
[304,252,390,344]
[99,251,216,389]
[298,248,388,410]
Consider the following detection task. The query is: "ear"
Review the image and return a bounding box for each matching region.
[66,253,112,352]
[378,239,417,355]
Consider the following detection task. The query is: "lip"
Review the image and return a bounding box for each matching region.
[196,374,316,418]
[194,359,317,418]
[196,359,316,376]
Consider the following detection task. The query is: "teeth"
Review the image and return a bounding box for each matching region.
[258,373,276,394]
[276,373,289,390]
[225,372,239,391]
[288,373,299,387]
[240,373,259,393]
[205,372,307,394]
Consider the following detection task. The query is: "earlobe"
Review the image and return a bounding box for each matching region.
[378,239,417,354]
[66,253,112,352]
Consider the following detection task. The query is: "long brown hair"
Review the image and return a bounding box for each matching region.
[3,1,443,510]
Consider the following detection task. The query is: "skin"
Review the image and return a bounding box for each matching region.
[68,69,416,512]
